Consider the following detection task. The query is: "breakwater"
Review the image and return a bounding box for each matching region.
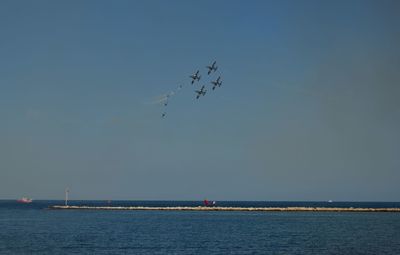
[50,205,400,212]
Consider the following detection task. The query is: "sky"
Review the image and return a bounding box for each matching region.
[1,0,399,201]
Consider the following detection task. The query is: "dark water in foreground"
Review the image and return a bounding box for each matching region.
[1,201,400,254]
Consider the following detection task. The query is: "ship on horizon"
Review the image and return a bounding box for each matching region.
[17,197,32,203]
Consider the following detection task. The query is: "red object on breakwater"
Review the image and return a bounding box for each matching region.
[204,200,216,207]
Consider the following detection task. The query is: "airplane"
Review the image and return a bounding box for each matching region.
[206,61,218,75]
[195,85,207,99]
[211,76,222,90]
[190,70,201,84]
[163,94,171,106]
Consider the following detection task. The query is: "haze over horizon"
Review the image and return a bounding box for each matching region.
[1,0,399,201]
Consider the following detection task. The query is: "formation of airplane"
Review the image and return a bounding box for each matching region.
[159,60,223,118]
[192,61,221,98]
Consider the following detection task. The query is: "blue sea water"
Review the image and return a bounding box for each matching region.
[1,200,400,254]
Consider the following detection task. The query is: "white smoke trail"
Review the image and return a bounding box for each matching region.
[147,91,175,105]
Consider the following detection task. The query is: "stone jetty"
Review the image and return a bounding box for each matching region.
[50,205,400,212]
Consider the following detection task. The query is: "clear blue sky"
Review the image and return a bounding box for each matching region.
[1,0,399,201]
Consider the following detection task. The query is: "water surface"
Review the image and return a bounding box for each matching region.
[1,200,399,254]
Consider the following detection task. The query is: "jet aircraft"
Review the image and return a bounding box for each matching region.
[163,94,171,106]
[211,76,222,90]
[206,61,218,75]
[190,70,201,84]
[195,85,207,99]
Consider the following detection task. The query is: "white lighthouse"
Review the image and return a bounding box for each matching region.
[65,188,69,206]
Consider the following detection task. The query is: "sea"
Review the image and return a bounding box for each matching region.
[1,200,400,254]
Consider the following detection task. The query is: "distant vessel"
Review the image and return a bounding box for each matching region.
[17,197,32,203]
